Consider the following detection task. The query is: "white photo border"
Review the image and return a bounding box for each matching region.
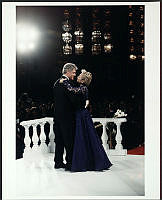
[2,1,160,199]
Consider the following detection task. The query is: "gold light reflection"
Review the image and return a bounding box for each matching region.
[75,44,84,54]
[141,23,144,28]
[140,6,144,11]
[129,12,133,17]
[92,44,101,55]
[130,46,135,52]
[130,29,134,34]
[140,40,144,44]
[104,33,111,40]
[130,37,134,43]
[130,54,137,60]
[104,44,113,53]
[141,14,144,19]
[129,20,133,26]
[63,44,72,55]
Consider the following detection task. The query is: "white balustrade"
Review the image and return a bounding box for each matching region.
[101,121,109,154]
[92,118,127,155]
[20,117,55,157]
[20,117,127,160]
[39,122,48,154]
[32,124,39,151]
[48,119,55,153]
[23,125,32,159]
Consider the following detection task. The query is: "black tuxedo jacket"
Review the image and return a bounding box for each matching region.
[53,76,82,121]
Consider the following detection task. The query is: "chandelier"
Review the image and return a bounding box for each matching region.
[62,20,72,32]
[92,44,101,55]
[75,44,84,54]
[62,9,73,55]
[103,8,112,54]
[74,29,84,43]
[63,44,72,55]
[128,5,144,61]
[62,32,72,43]
[61,7,114,56]
[74,7,84,55]
[92,30,101,43]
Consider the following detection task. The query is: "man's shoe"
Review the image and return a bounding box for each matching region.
[65,164,71,171]
[54,163,66,169]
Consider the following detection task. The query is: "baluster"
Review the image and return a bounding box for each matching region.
[39,122,48,153]
[23,125,31,158]
[101,122,109,155]
[115,121,123,151]
[32,124,39,152]
[49,120,55,153]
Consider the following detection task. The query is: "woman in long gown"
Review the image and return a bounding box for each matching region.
[60,69,112,172]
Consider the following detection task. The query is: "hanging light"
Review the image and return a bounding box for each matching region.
[141,47,144,53]
[129,12,133,17]
[140,6,144,11]
[130,46,135,52]
[104,33,111,40]
[128,5,144,62]
[62,20,72,32]
[140,39,144,44]
[140,14,144,19]
[103,8,112,55]
[92,44,101,55]
[92,30,101,43]
[104,44,113,53]
[64,9,70,19]
[63,44,72,55]
[74,29,84,43]
[130,54,137,60]
[62,8,73,55]
[140,31,144,36]
[129,20,133,26]
[75,44,84,54]
[74,7,84,55]
[104,9,111,16]
[129,29,134,34]
[62,32,72,43]
[141,23,144,28]
[138,55,145,61]
[130,37,134,43]
[92,30,101,36]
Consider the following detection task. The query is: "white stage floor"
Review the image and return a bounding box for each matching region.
[16,154,144,198]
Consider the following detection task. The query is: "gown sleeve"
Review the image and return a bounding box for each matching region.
[62,80,89,99]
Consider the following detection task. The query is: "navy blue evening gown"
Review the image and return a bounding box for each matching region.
[62,80,112,172]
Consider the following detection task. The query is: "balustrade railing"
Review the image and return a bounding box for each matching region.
[20,117,127,159]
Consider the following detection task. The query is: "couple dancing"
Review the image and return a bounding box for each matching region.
[53,63,112,172]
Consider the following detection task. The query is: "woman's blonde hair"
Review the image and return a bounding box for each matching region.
[80,69,92,86]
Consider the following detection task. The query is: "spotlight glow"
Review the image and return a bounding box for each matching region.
[17,24,39,53]
[28,43,35,50]
[28,29,39,41]
[17,43,27,53]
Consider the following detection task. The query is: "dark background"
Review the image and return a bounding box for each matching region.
[16,6,144,105]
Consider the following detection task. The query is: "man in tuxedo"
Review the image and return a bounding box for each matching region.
[53,63,78,171]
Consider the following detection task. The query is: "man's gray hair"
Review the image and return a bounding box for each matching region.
[62,63,78,74]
